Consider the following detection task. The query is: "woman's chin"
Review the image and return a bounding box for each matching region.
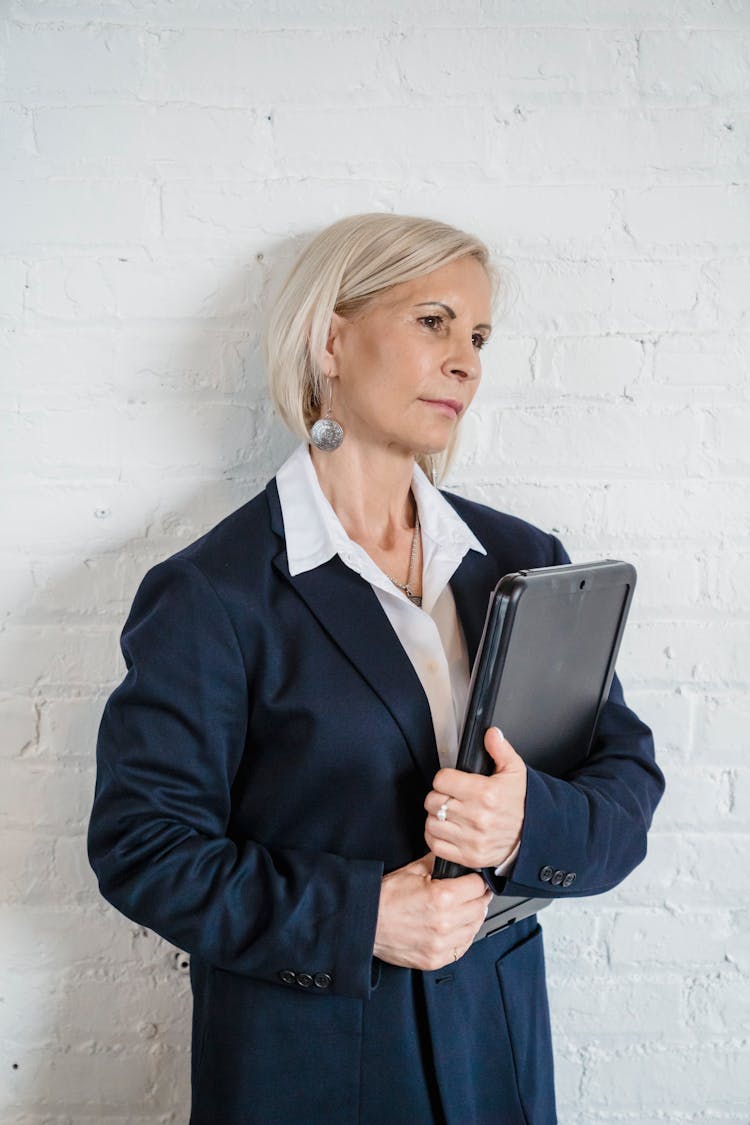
[404,420,458,454]
[413,430,454,457]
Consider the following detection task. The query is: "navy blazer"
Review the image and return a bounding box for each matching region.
[88,479,664,1125]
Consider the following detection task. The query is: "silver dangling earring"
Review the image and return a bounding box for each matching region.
[309,378,344,452]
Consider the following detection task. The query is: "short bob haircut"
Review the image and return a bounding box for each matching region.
[265,212,496,480]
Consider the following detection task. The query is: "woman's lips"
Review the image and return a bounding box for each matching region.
[420,398,463,417]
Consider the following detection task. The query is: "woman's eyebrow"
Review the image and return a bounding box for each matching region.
[414,301,492,332]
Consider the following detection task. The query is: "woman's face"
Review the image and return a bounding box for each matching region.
[324,255,492,459]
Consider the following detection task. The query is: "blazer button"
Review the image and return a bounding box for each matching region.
[296,972,313,988]
[314,972,333,990]
[279,970,296,985]
[539,865,554,882]
[562,872,576,887]
[551,870,564,886]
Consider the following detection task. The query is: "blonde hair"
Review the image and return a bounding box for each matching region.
[265,212,496,480]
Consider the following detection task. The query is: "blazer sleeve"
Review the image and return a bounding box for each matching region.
[486,536,665,900]
[88,557,383,999]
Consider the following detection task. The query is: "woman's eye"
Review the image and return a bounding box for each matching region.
[418,315,443,330]
[472,333,488,350]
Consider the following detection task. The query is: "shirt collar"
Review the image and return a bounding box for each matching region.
[275,443,486,604]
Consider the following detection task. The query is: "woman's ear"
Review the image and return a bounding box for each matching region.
[322,312,346,377]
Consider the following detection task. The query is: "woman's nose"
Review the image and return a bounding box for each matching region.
[443,341,480,381]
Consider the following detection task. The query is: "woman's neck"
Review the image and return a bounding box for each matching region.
[309,441,417,550]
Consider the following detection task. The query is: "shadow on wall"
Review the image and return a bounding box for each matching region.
[3,240,301,1121]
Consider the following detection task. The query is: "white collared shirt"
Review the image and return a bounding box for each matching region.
[275,443,517,876]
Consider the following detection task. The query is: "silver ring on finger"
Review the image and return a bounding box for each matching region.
[437,797,452,823]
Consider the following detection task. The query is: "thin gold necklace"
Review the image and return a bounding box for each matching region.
[387,509,422,607]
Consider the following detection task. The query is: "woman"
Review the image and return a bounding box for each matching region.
[88,213,664,1124]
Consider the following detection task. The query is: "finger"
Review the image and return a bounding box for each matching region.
[424,792,465,826]
[407,852,437,878]
[431,767,502,804]
[424,821,462,858]
[483,727,521,773]
[425,796,465,832]
[437,871,489,905]
[429,833,492,872]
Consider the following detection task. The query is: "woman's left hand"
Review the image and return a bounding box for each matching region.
[424,728,527,870]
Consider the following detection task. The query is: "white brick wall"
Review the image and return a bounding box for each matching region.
[2,1,748,1120]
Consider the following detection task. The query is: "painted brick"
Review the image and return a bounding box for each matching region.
[685,968,750,1035]
[654,766,732,829]
[585,1042,750,1110]
[0,697,39,759]
[474,336,537,392]
[708,548,750,613]
[0,103,36,170]
[394,27,637,100]
[706,257,750,327]
[477,1,750,28]
[161,178,384,244]
[27,256,263,321]
[26,550,163,622]
[5,23,144,101]
[53,834,102,907]
[605,829,698,908]
[534,335,645,395]
[653,332,750,388]
[638,29,750,102]
[0,326,120,402]
[0,553,36,621]
[4,1044,164,1111]
[38,697,108,764]
[502,258,707,335]
[546,973,684,1038]
[729,768,750,828]
[621,547,703,612]
[693,692,750,767]
[497,401,701,473]
[609,907,746,969]
[0,323,260,402]
[607,259,711,332]
[460,478,606,542]
[3,179,160,248]
[604,479,748,539]
[273,106,491,174]
[0,624,121,692]
[387,183,615,252]
[142,28,385,105]
[541,904,610,975]
[8,0,484,26]
[1,481,157,553]
[32,105,273,173]
[53,972,190,1045]
[703,405,750,470]
[0,761,95,830]
[621,185,750,248]
[2,906,139,974]
[625,687,693,760]
[0,259,28,319]
[491,107,721,183]
[620,619,749,686]
[0,831,57,904]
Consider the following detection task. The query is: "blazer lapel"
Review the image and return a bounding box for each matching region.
[266,481,439,784]
[449,548,502,670]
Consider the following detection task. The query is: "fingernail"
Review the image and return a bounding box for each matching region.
[493,727,504,741]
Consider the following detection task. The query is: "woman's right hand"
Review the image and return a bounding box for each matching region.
[372,853,492,971]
